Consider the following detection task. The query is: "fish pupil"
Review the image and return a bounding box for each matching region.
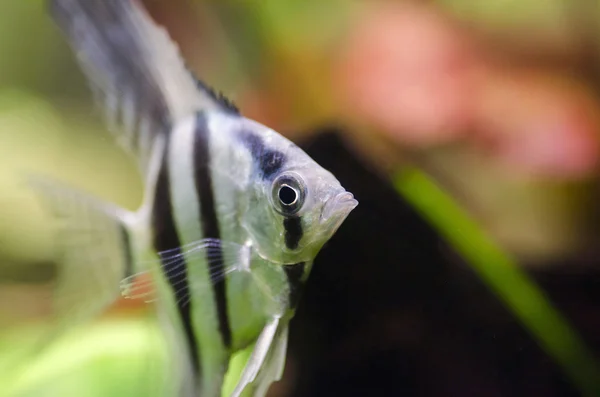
[279,184,298,206]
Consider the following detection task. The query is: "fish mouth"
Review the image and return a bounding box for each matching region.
[321,192,358,224]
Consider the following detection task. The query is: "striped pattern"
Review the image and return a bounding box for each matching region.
[237,129,306,251]
[50,0,240,173]
[48,1,355,396]
[51,0,171,171]
[51,1,247,387]
[152,138,201,375]
[193,113,233,349]
[151,113,239,395]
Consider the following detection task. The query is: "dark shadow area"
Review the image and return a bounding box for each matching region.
[289,129,600,397]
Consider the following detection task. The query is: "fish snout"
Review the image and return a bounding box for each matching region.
[321,191,358,224]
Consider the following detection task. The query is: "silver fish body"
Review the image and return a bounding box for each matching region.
[34,0,358,396]
[143,111,356,396]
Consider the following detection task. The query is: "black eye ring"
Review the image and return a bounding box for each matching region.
[272,172,306,216]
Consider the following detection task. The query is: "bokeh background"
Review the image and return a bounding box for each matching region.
[1,0,600,396]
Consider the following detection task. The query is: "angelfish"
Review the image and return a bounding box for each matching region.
[40,0,358,396]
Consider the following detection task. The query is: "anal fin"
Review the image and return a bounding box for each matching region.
[253,324,289,397]
[230,316,281,397]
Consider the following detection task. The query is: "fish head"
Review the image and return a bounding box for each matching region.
[241,129,358,264]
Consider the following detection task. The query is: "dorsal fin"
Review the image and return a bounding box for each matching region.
[50,0,240,176]
[191,75,240,115]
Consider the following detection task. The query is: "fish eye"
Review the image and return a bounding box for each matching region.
[278,184,298,206]
[272,172,306,216]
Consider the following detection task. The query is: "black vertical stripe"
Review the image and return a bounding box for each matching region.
[193,113,233,349]
[152,143,201,374]
[237,129,287,179]
[283,262,306,308]
[50,0,171,164]
[283,217,303,250]
[118,223,133,278]
[238,129,303,249]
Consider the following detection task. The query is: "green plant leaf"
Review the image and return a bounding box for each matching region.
[394,167,600,397]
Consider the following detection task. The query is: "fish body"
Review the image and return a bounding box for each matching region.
[35,0,358,396]
[145,112,340,396]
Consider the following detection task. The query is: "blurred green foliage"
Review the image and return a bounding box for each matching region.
[395,168,600,397]
[2,319,168,397]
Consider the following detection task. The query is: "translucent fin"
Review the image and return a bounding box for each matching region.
[120,238,249,307]
[28,175,135,317]
[49,0,239,174]
[231,316,281,397]
[121,271,157,303]
[253,324,290,397]
[2,175,135,381]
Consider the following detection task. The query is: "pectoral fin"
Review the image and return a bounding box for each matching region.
[120,238,249,305]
